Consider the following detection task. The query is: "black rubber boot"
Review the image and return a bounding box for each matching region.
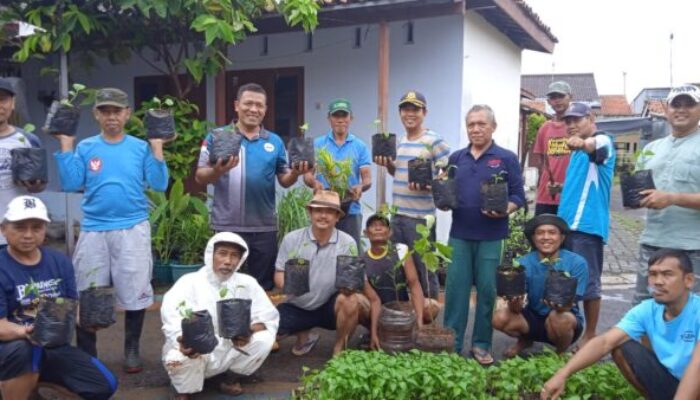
[124,309,146,373]
[76,325,97,357]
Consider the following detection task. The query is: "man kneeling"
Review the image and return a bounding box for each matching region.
[0,196,117,400]
[492,214,588,357]
[275,190,381,355]
[161,232,279,399]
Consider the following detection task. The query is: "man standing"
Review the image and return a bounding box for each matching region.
[632,84,700,305]
[443,105,525,365]
[275,191,381,356]
[542,249,700,400]
[557,102,616,349]
[0,196,117,400]
[54,88,170,373]
[0,78,45,250]
[161,232,279,399]
[196,83,308,291]
[492,214,588,357]
[532,81,572,215]
[304,99,371,247]
[374,91,451,302]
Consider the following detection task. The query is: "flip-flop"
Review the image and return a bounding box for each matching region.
[219,381,243,396]
[471,347,494,366]
[292,333,320,356]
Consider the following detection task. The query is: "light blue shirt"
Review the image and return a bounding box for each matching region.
[558,132,616,242]
[313,132,370,216]
[617,293,700,379]
[55,134,169,231]
[639,129,700,250]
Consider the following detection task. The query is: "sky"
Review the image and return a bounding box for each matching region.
[521,0,700,101]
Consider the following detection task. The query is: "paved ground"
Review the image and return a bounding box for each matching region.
[38,187,648,399]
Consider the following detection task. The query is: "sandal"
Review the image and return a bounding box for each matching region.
[471,347,494,366]
[219,381,243,396]
[292,333,320,356]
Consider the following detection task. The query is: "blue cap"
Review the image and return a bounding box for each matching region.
[564,102,592,118]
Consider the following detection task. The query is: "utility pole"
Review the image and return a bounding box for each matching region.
[669,32,674,87]
[622,71,627,99]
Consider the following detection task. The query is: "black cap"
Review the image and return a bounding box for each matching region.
[366,213,391,229]
[0,78,16,96]
[398,90,427,109]
[524,214,569,247]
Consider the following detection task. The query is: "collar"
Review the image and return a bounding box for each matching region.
[306,226,339,244]
[466,140,497,156]
[232,121,269,139]
[325,131,354,144]
[670,128,700,143]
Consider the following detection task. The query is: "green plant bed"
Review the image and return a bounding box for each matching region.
[170,262,202,282]
[293,349,642,400]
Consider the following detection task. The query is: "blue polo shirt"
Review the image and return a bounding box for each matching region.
[448,141,525,241]
[519,250,589,325]
[313,132,371,216]
[198,126,289,232]
[557,132,615,242]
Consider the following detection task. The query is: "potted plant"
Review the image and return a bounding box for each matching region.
[407,144,433,190]
[496,211,530,298]
[178,301,218,355]
[78,269,116,330]
[480,170,509,214]
[216,286,252,340]
[619,149,655,209]
[11,147,48,185]
[315,147,353,214]
[22,280,78,348]
[288,122,315,169]
[371,119,397,160]
[284,244,311,297]
[144,96,176,140]
[43,83,91,136]
[335,243,365,292]
[375,248,417,354]
[170,213,211,281]
[431,165,458,210]
[209,125,242,165]
[542,258,578,307]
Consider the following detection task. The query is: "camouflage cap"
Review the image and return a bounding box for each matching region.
[94,88,129,108]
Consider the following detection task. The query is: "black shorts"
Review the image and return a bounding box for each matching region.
[277,293,338,335]
[0,340,117,400]
[619,340,679,400]
[522,308,583,345]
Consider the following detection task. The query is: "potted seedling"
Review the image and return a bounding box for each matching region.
[24,279,78,348]
[496,252,526,298]
[78,268,116,330]
[619,149,655,209]
[288,122,315,169]
[316,148,354,214]
[284,244,311,296]
[11,142,48,185]
[371,119,397,161]
[178,301,218,355]
[407,144,433,190]
[481,170,509,214]
[216,286,252,340]
[209,125,242,165]
[431,165,458,210]
[335,243,365,292]
[542,258,577,307]
[376,249,417,354]
[144,96,176,140]
[43,83,89,136]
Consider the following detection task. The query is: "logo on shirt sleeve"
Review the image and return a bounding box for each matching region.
[89,157,103,172]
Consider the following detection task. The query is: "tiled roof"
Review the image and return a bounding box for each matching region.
[521,99,547,114]
[644,99,665,116]
[514,0,557,43]
[599,95,632,116]
[521,73,599,102]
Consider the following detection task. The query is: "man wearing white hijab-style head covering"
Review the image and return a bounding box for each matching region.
[161,232,279,399]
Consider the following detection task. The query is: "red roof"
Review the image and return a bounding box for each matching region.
[599,95,632,116]
[645,99,665,116]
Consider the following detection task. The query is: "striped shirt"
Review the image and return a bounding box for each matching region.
[392,130,450,218]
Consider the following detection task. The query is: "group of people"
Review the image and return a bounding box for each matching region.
[0,73,698,400]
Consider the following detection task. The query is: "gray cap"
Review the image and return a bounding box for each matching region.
[94,88,129,108]
[546,81,572,96]
[0,78,15,96]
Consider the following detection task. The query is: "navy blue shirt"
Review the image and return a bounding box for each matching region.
[448,141,525,241]
[0,248,78,324]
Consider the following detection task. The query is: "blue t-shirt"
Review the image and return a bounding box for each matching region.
[314,132,371,216]
[198,127,288,232]
[617,294,700,379]
[54,134,169,231]
[519,250,589,325]
[448,142,526,241]
[0,248,78,325]
[558,132,615,242]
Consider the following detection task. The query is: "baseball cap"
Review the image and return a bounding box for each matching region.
[546,81,571,97]
[3,196,51,223]
[328,98,352,115]
[0,78,16,96]
[398,91,427,109]
[563,102,592,118]
[666,84,700,104]
[94,88,129,108]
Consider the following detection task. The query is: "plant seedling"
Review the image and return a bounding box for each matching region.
[177,300,194,320]
[151,96,175,109]
[436,165,457,181]
[373,119,391,139]
[219,287,229,299]
[60,83,90,107]
[490,170,508,184]
[299,122,309,136]
[316,148,353,199]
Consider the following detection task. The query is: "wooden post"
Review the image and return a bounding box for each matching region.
[215,71,227,125]
[376,21,390,206]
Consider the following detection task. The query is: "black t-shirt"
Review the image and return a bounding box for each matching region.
[361,243,409,305]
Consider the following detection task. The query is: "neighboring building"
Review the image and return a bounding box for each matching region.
[7,0,557,242]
